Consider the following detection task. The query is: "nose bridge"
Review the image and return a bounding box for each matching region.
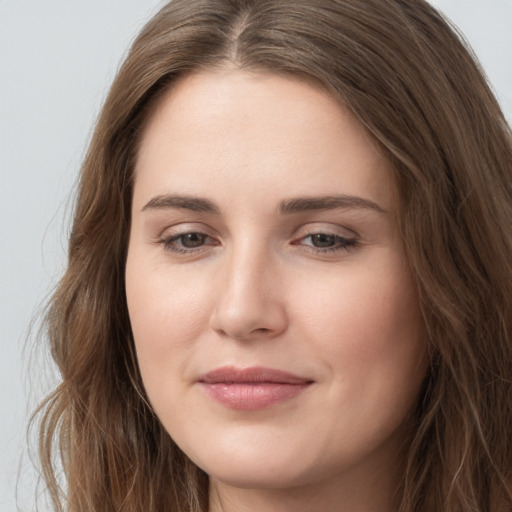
[210,236,287,340]
[228,238,268,298]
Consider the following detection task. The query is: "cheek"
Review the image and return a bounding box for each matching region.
[297,255,426,392]
[125,257,212,389]
[291,262,427,464]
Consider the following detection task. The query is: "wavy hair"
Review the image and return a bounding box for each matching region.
[33,1,512,510]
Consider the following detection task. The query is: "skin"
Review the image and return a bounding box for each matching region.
[126,69,427,512]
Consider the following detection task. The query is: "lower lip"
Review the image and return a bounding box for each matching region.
[201,382,311,410]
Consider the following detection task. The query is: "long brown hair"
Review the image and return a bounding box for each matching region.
[33,1,512,510]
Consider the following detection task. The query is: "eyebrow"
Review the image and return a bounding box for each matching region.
[142,195,220,214]
[141,194,386,215]
[279,195,387,214]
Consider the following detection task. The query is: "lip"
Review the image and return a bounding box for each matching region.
[199,366,313,410]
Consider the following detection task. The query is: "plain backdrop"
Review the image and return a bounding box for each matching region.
[1,1,511,510]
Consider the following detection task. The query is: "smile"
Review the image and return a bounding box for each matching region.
[199,366,314,410]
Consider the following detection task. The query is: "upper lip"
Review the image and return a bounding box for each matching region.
[200,366,313,384]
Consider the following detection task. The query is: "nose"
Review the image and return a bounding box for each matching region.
[209,246,288,341]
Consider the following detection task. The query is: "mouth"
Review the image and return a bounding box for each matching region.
[199,366,314,410]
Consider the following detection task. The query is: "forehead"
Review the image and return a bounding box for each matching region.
[134,69,396,213]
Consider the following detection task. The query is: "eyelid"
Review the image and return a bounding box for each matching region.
[292,222,359,239]
[289,223,360,255]
[153,222,221,254]
[155,222,217,239]
[158,232,219,256]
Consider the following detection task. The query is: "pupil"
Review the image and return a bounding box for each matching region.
[312,234,335,247]
[182,233,205,248]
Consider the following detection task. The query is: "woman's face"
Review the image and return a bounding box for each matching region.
[126,70,427,494]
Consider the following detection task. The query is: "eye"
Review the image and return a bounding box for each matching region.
[176,232,208,248]
[293,232,358,254]
[307,233,341,248]
[159,232,218,254]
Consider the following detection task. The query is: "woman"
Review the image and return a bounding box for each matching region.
[34,0,512,511]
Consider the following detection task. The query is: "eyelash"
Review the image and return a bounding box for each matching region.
[159,232,218,254]
[294,233,358,254]
[158,231,358,255]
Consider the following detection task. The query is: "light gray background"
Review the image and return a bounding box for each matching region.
[1,1,511,510]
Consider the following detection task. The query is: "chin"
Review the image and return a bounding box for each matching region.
[205,462,314,491]
[188,441,331,491]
